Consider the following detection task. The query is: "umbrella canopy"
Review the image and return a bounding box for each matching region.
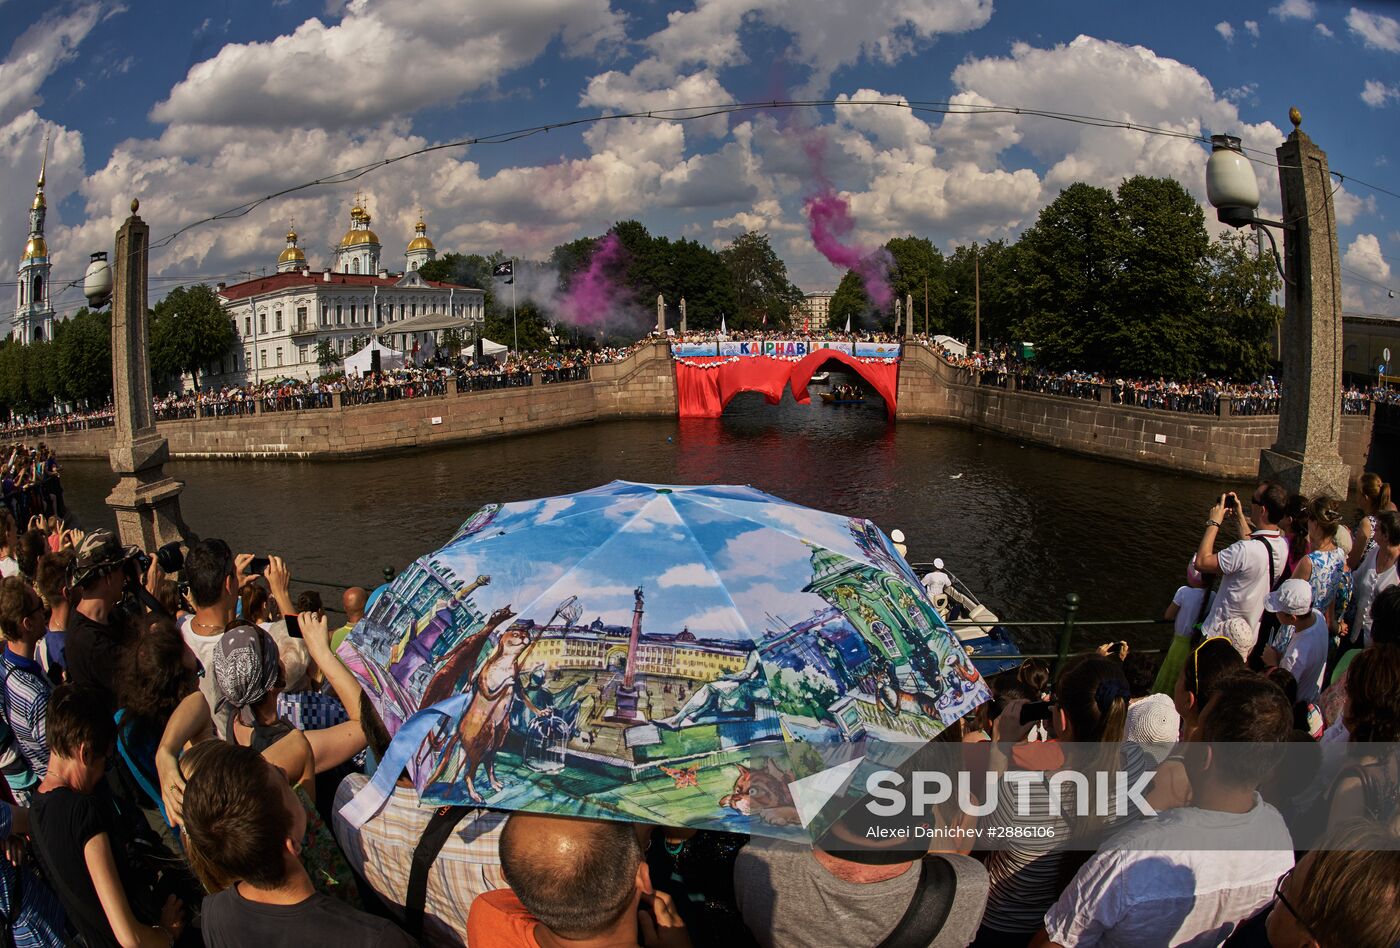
[339,481,989,838]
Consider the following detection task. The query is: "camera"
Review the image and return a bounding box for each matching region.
[133,541,185,576]
[1224,494,1237,511]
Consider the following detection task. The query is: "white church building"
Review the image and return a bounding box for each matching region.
[210,198,485,385]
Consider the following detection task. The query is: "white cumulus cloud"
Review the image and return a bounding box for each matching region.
[1244,20,1261,37]
[1344,233,1392,284]
[1215,21,1234,42]
[1315,22,1334,37]
[1271,0,1317,21]
[1361,79,1400,107]
[0,3,104,125]
[151,0,627,130]
[1347,7,1400,51]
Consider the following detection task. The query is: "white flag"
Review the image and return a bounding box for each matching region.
[720,313,727,335]
[844,314,851,333]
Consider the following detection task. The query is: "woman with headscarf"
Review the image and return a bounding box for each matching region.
[155,606,366,903]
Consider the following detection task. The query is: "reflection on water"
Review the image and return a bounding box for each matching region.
[59,381,1292,649]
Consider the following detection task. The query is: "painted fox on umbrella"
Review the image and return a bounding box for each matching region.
[338,482,988,832]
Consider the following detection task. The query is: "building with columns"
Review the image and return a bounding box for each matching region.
[11,147,55,344]
[795,290,834,333]
[208,200,481,386]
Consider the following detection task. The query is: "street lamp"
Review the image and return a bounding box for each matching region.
[83,251,112,309]
[1203,109,1350,499]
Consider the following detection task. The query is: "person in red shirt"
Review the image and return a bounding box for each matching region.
[467,812,690,948]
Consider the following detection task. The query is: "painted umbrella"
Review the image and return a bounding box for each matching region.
[338,481,990,839]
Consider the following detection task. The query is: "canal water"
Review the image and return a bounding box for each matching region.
[58,383,1302,653]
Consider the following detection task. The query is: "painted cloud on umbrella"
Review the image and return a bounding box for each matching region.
[342,481,988,837]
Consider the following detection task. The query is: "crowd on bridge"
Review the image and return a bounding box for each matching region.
[2,346,643,434]
[2,334,1397,437]
[0,435,1392,947]
[944,348,1385,417]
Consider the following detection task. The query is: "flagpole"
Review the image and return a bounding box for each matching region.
[511,257,518,353]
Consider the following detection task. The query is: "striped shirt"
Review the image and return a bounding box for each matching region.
[332,773,508,947]
[980,742,1148,935]
[0,803,69,947]
[2,648,51,780]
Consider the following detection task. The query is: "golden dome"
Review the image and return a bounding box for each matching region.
[340,228,380,247]
[20,236,47,261]
[278,245,306,264]
[407,235,435,252]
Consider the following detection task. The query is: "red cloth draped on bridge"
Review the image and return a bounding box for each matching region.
[673,350,899,419]
[789,350,898,420]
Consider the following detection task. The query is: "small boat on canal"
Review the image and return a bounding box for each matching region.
[819,391,866,405]
[907,557,1021,676]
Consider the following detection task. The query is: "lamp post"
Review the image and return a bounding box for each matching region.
[1205,110,1350,499]
[98,200,192,548]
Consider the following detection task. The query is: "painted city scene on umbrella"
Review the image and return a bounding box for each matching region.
[339,481,988,833]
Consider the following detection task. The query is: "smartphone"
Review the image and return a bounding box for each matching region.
[248,555,271,575]
[1224,494,1237,511]
[988,699,1055,726]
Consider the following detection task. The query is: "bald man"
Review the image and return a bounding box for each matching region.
[331,586,368,652]
[467,813,690,948]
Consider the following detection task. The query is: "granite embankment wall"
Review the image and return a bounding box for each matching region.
[31,340,1375,480]
[31,341,678,460]
[895,342,1374,480]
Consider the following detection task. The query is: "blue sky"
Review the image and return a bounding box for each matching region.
[2,0,1398,322]
[433,482,872,638]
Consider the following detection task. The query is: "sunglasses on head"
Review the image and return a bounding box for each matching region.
[1190,635,1231,692]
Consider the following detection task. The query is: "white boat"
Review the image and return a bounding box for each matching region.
[810,372,830,383]
[908,558,1021,675]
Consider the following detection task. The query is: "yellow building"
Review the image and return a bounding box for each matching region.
[1343,314,1400,380]
[527,627,749,682]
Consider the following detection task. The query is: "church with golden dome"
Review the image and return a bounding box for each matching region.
[12,143,55,344]
[208,196,480,387]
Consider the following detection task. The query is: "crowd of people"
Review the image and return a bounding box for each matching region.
[0,434,1392,946]
[945,349,1384,417]
[4,347,642,434]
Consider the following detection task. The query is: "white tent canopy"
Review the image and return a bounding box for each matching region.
[478,337,508,358]
[933,334,968,358]
[345,337,405,376]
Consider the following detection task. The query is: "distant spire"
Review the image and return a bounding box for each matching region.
[37,131,48,189]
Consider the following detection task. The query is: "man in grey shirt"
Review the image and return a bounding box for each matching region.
[734,832,988,947]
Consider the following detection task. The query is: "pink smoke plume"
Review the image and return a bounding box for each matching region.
[800,134,892,310]
[559,232,627,328]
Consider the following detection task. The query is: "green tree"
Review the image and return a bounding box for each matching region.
[943,240,1025,348]
[827,270,869,330]
[54,307,112,406]
[1109,175,1209,377]
[149,284,235,390]
[1201,230,1282,379]
[484,297,553,352]
[316,338,341,375]
[1015,183,1124,370]
[719,231,803,330]
[884,236,946,334]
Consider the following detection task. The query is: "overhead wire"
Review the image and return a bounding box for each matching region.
[25,97,1396,300]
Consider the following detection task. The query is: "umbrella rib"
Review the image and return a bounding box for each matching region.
[667,497,759,644]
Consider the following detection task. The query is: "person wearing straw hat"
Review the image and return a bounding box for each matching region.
[65,529,142,710]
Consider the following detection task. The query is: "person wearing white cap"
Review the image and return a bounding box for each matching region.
[1124,693,1181,763]
[888,528,907,560]
[1261,577,1328,703]
[921,557,951,598]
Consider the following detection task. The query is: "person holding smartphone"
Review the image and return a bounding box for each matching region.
[1196,482,1290,655]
